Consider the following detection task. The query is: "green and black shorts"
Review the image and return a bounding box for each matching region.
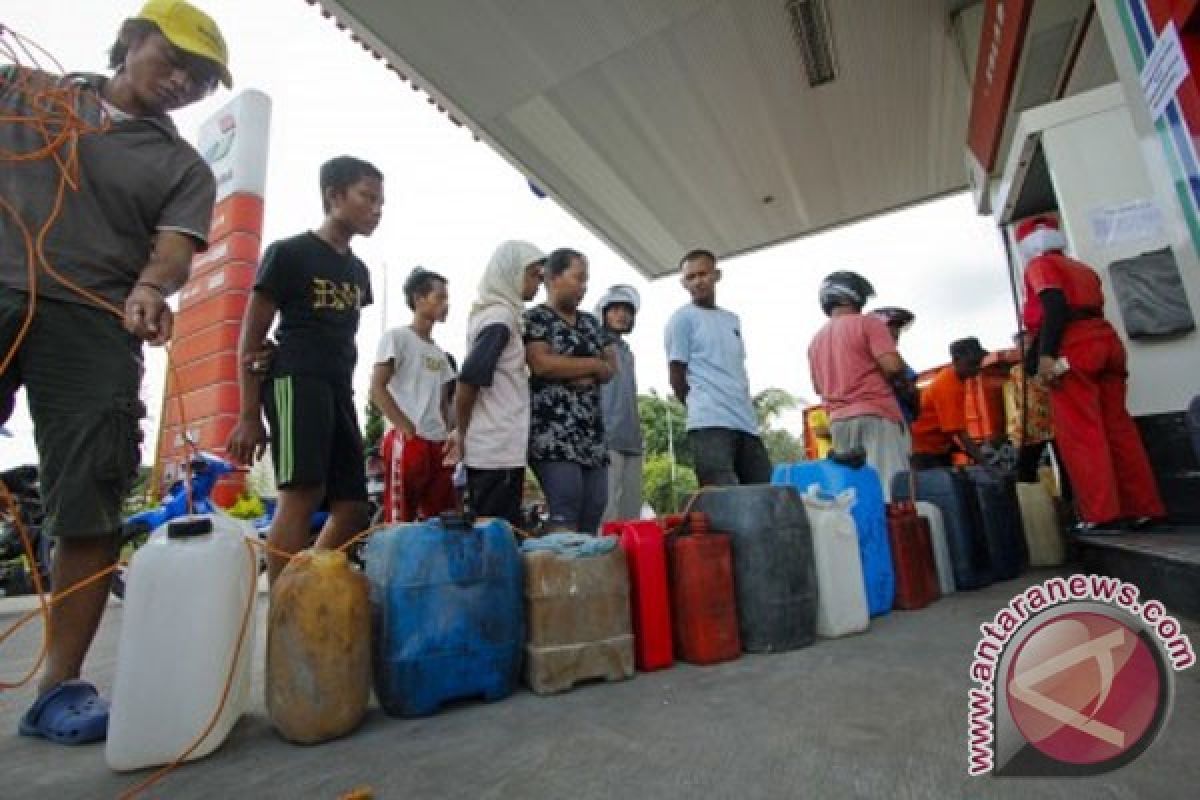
[263,372,367,502]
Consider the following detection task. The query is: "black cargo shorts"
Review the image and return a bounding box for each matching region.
[0,287,145,538]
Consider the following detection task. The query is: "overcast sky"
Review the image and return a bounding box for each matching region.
[1,0,1018,469]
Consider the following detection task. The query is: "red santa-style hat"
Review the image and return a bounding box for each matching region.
[1015,214,1066,259]
[1015,214,1058,240]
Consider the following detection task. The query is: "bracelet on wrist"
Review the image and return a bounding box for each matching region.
[134,281,166,296]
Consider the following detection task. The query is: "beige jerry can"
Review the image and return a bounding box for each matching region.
[523,544,635,695]
[1016,482,1065,567]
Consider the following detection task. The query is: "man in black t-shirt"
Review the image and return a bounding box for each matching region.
[227,156,382,583]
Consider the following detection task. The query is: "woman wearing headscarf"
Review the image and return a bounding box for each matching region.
[524,248,617,533]
[453,240,546,526]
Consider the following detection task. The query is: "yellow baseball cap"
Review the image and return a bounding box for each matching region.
[136,0,232,88]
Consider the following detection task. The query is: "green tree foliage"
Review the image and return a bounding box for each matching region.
[122,465,157,514]
[762,428,806,465]
[752,388,798,428]
[637,387,805,509]
[364,401,384,454]
[638,391,691,466]
[642,453,698,514]
[524,467,544,504]
[247,455,277,501]
[752,388,805,465]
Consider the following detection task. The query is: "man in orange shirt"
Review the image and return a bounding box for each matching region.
[1016,215,1164,530]
[910,338,993,469]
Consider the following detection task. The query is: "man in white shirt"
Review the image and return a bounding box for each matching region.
[370,267,457,521]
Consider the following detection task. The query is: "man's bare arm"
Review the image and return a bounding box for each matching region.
[126,231,197,345]
[370,361,416,436]
[668,360,689,405]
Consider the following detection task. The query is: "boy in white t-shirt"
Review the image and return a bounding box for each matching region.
[370,267,457,522]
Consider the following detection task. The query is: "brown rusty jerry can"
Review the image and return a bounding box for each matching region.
[267,550,370,744]
[523,546,634,695]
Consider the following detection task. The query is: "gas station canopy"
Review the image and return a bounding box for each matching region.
[312,1,1111,277]
[314,0,982,278]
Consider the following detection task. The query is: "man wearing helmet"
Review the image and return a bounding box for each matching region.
[1016,214,1163,531]
[808,271,914,500]
[665,250,771,486]
[868,306,921,423]
[596,284,644,521]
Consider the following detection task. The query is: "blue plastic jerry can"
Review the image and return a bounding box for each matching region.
[365,514,524,717]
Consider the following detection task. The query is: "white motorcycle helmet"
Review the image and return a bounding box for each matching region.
[594,284,641,331]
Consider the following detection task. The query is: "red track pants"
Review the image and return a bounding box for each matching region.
[380,428,456,523]
[1049,319,1165,524]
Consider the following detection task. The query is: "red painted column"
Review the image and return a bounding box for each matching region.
[155,92,272,507]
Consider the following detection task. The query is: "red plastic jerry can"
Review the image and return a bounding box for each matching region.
[885,502,940,610]
[663,513,741,666]
[601,519,674,671]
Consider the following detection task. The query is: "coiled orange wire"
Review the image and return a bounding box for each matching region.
[0,23,380,798]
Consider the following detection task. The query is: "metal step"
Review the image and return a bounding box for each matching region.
[1074,529,1200,620]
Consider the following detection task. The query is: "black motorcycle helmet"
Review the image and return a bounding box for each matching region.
[868,306,916,333]
[818,271,876,316]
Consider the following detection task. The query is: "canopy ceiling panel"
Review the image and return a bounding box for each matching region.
[319,0,972,277]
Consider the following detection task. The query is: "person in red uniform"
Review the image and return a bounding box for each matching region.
[1016,215,1164,531]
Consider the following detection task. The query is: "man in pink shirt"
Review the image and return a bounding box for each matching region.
[808,271,914,499]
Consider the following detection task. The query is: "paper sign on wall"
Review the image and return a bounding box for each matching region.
[1088,199,1166,247]
[1140,22,1189,123]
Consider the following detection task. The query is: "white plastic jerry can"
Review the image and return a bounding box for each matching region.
[801,486,869,638]
[106,514,258,772]
[915,501,956,596]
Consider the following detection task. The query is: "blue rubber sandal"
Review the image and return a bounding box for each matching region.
[18,680,109,745]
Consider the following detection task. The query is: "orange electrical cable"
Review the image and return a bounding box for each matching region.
[336,522,385,554]
[116,530,372,798]
[0,481,52,689]
[0,26,387,797]
[0,21,206,711]
[0,29,200,492]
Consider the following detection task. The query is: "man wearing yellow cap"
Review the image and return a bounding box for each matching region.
[1,2,231,744]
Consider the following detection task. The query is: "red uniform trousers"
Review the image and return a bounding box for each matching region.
[1049,319,1165,524]
[381,428,456,523]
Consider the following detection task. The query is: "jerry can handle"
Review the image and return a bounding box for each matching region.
[666,511,708,537]
[676,485,717,521]
[167,517,213,540]
[667,514,691,537]
[438,510,477,531]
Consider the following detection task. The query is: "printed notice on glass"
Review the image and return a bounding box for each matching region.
[1088,200,1166,247]
[1141,22,1188,122]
